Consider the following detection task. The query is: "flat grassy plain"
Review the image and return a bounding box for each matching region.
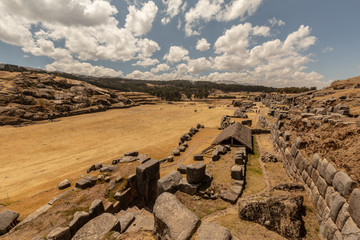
[0,101,232,216]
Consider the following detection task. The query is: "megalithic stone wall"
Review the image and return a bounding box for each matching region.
[270,125,360,239]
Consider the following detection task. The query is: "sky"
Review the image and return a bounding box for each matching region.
[0,0,359,88]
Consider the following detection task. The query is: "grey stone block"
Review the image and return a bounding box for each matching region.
[100,165,117,173]
[316,176,328,198]
[0,209,19,235]
[333,171,356,197]
[117,212,135,233]
[342,217,360,240]
[301,170,309,183]
[72,213,120,240]
[136,159,160,208]
[69,211,90,236]
[284,148,292,163]
[178,178,200,195]
[317,158,329,178]
[349,188,360,228]
[197,221,232,240]
[231,165,244,180]
[177,164,187,174]
[186,162,206,184]
[153,192,199,240]
[219,190,238,204]
[333,230,342,240]
[290,144,298,158]
[58,179,71,190]
[317,197,328,220]
[311,168,320,185]
[330,193,346,222]
[336,203,350,231]
[157,170,182,195]
[325,186,336,207]
[306,177,313,188]
[75,176,96,189]
[324,162,337,185]
[305,163,313,177]
[89,199,104,219]
[47,227,71,240]
[320,218,337,240]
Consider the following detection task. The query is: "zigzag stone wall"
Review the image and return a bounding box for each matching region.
[271,125,360,240]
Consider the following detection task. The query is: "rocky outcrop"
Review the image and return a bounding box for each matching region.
[157,170,183,195]
[0,71,135,126]
[153,192,200,240]
[238,195,305,239]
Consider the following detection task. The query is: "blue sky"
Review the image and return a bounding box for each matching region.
[0,0,359,88]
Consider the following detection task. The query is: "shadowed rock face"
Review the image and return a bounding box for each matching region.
[238,195,306,239]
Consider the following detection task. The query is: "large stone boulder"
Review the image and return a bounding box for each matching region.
[89,199,104,219]
[58,179,71,190]
[157,170,183,195]
[238,195,305,239]
[136,159,160,208]
[178,178,200,195]
[0,209,19,235]
[231,165,244,180]
[186,162,206,184]
[72,213,120,240]
[100,165,117,172]
[197,222,232,240]
[332,171,356,197]
[153,192,200,240]
[75,176,96,189]
[69,211,90,236]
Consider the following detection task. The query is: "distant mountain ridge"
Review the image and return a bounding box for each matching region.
[0,64,318,100]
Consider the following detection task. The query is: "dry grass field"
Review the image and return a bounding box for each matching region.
[0,101,232,216]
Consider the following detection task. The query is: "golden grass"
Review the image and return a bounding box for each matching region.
[0,102,232,216]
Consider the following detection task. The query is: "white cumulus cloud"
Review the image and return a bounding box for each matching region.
[163,46,189,63]
[46,59,123,77]
[184,0,263,36]
[125,1,158,36]
[151,63,170,73]
[161,0,182,25]
[196,38,211,51]
[132,55,159,67]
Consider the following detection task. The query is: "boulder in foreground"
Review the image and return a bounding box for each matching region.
[72,213,120,240]
[153,192,200,240]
